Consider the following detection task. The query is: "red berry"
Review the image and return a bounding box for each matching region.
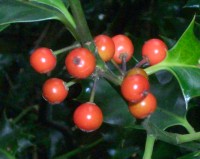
[73,102,103,132]
[65,48,96,79]
[112,34,134,64]
[128,93,157,119]
[126,68,148,79]
[94,34,115,62]
[30,47,56,73]
[42,78,68,104]
[142,38,167,65]
[121,74,150,103]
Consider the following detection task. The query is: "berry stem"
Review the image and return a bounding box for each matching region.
[111,59,124,75]
[132,56,139,63]
[89,77,98,103]
[98,69,122,85]
[121,54,127,75]
[143,134,156,159]
[66,80,77,88]
[53,43,81,56]
[135,57,149,68]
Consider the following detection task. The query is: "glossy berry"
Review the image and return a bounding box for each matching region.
[126,68,148,79]
[30,47,56,73]
[65,48,96,79]
[73,102,103,132]
[128,93,157,119]
[112,34,134,64]
[121,74,150,103]
[142,38,167,65]
[42,78,68,104]
[94,34,115,62]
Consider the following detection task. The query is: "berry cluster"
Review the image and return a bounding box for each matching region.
[30,34,167,132]
[121,68,157,119]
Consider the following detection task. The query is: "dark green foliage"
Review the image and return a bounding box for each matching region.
[0,0,200,159]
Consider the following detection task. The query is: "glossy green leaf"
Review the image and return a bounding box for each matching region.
[184,0,200,9]
[29,0,76,28]
[152,142,181,159]
[145,17,200,107]
[0,0,59,24]
[0,24,9,32]
[148,76,190,130]
[0,0,77,40]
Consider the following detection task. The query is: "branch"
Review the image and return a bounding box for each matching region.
[68,0,93,44]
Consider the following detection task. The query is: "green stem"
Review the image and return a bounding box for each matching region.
[177,132,200,144]
[183,120,196,134]
[53,43,81,56]
[54,138,103,159]
[66,79,78,88]
[98,69,122,85]
[68,0,93,44]
[135,58,148,68]
[89,77,98,103]
[132,56,139,63]
[144,63,166,75]
[144,121,200,145]
[111,59,124,76]
[13,105,38,124]
[121,55,127,75]
[68,0,106,69]
[143,134,156,159]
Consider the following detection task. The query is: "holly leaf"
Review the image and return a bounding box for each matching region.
[29,0,71,19]
[146,76,190,130]
[0,0,60,24]
[145,17,200,108]
[0,0,76,37]
[0,24,9,32]
[29,0,76,29]
[184,0,200,9]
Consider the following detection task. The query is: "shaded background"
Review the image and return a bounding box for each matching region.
[0,0,200,159]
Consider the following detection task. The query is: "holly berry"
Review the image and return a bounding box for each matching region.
[121,74,150,103]
[30,47,56,73]
[65,48,96,79]
[94,34,115,62]
[42,78,68,104]
[128,93,157,119]
[112,34,134,64]
[126,67,148,79]
[142,38,167,65]
[73,102,103,132]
